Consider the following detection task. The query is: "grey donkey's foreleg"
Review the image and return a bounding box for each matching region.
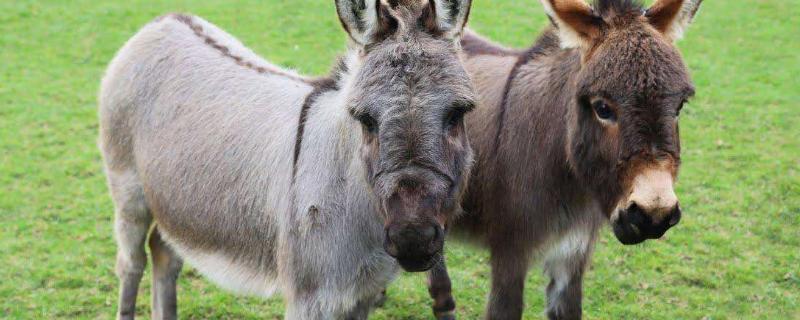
[344,292,388,320]
[148,227,183,320]
[428,257,456,320]
[110,171,151,320]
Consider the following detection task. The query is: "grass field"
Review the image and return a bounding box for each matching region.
[1,0,798,319]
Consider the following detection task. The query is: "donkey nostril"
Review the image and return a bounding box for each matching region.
[629,223,641,235]
[420,225,437,243]
[668,206,682,226]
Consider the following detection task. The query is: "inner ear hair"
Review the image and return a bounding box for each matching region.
[646,0,703,40]
[540,0,605,49]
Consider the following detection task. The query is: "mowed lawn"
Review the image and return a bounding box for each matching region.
[1,0,798,319]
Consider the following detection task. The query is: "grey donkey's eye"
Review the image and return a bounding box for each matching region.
[445,108,466,129]
[445,101,474,130]
[357,113,378,134]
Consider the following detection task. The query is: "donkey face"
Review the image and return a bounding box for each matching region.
[337,0,475,271]
[544,0,702,244]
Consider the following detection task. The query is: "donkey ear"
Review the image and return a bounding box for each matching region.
[429,0,473,38]
[539,0,604,49]
[646,0,703,41]
[335,0,398,46]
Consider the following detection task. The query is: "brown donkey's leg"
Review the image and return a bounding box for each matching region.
[148,227,183,320]
[542,227,597,320]
[428,257,456,320]
[485,246,531,320]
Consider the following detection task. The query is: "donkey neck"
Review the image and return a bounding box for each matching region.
[497,29,586,196]
[291,49,384,229]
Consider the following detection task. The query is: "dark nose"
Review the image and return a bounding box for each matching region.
[612,203,681,245]
[384,224,443,272]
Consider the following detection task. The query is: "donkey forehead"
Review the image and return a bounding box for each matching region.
[581,28,693,100]
[352,40,473,113]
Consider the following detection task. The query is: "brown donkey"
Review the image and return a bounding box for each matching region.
[425,0,703,319]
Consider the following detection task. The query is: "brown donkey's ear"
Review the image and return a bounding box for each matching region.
[539,0,604,49]
[335,0,398,46]
[646,0,703,41]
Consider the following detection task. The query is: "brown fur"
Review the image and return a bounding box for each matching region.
[425,0,701,318]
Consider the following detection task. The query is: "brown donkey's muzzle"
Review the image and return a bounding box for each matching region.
[613,163,682,245]
[613,202,681,245]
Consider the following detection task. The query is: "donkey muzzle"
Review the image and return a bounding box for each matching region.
[383,223,443,272]
[612,203,681,245]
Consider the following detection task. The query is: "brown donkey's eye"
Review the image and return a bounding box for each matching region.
[592,100,616,121]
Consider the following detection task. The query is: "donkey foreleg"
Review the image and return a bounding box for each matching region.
[542,227,596,320]
[485,245,532,320]
[428,257,456,320]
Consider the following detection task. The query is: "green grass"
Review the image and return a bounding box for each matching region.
[1,0,798,319]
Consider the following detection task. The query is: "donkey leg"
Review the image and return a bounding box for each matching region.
[110,171,151,320]
[428,258,456,320]
[373,289,387,308]
[148,227,183,320]
[542,228,596,320]
[344,293,385,320]
[485,247,531,320]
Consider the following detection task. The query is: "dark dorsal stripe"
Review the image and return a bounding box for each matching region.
[170,14,310,84]
[494,30,560,153]
[292,78,339,180]
[292,57,348,180]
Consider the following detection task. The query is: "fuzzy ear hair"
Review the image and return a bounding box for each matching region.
[430,0,473,38]
[539,0,604,49]
[646,0,703,41]
[336,0,398,46]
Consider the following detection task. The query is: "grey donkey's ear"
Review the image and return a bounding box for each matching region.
[429,0,473,38]
[336,0,396,46]
[335,0,473,46]
[646,0,703,41]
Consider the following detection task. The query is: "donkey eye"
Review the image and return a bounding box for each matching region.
[445,108,466,129]
[676,100,686,117]
[592,100,616,121]
[357,114,378,134]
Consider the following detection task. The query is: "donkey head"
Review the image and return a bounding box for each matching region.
[336,0,475,271]
[542,0,701,244]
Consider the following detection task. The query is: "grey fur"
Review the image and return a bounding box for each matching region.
[99,2,474,318]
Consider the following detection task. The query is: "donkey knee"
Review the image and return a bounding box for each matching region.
[114,217,151,277]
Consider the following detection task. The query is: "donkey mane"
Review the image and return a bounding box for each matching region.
[592,0,645,17]
[494,29,562,152]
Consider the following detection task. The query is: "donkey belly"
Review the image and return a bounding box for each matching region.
[166,239,279,297]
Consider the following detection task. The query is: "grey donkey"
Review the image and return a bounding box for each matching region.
[98,0,475,319]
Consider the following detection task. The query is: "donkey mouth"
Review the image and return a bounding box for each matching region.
[395,251,442,272]
[612,207,677,245]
